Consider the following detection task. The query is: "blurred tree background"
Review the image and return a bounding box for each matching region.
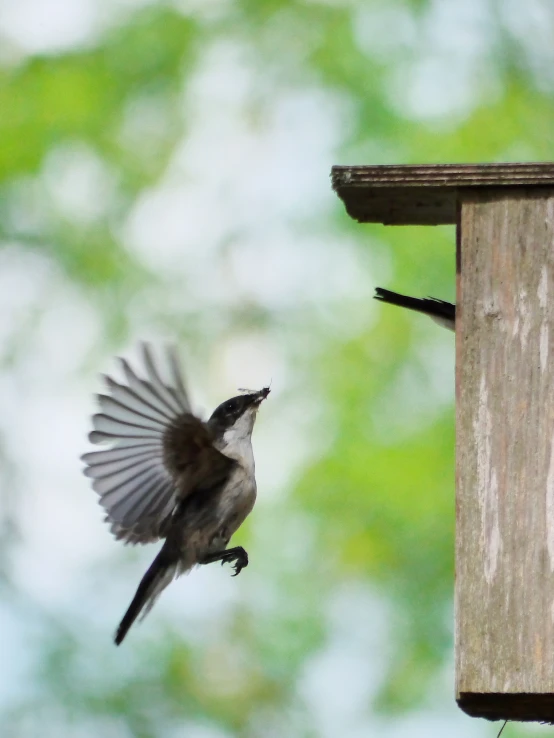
[0,0,552,736]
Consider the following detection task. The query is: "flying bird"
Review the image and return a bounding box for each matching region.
[374,288,455,331]
[82,343,269,645]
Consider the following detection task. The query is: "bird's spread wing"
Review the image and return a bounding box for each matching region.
[82,343,234,545]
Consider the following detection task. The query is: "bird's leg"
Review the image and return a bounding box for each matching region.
[199,546,248,576]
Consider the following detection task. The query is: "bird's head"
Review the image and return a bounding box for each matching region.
[208,387,270,443]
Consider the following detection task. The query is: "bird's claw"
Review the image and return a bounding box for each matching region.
[231,561,243,577]
[220,548,248,577]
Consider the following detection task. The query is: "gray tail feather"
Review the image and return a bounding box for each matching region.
[114,546,177,645]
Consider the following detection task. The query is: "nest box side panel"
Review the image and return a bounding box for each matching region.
[456,188,554,721]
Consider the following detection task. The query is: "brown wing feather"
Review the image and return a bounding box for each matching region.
[163,413,236,499]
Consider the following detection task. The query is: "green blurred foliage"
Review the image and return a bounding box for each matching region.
[0,0,552,736]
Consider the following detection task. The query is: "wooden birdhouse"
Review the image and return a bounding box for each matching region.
[332,163,554,723]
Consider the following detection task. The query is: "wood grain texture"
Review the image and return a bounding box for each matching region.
[456,188,554,721]
[332,163,554,225]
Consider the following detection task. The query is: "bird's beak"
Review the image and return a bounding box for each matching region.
[252,387,270,406]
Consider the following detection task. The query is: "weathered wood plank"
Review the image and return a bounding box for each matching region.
[332,163,554,225]
[456,188,554,721]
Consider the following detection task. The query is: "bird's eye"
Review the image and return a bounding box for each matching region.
[225,399,239,413]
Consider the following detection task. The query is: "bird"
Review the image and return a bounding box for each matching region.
[374,287,455,331]
[81,343,269,645]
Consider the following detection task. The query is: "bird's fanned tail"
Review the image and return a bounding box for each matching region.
[114,545,178,645]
